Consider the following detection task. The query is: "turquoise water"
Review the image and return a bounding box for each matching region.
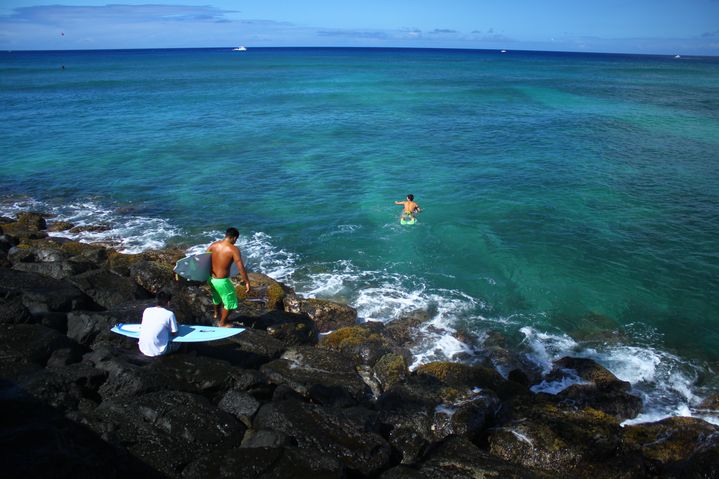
[2,48,718,421]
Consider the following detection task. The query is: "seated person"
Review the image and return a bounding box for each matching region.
[139,291,179,357]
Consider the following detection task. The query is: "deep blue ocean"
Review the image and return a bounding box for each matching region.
[1,47,718,423]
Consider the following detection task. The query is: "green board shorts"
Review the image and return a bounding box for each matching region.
[209,277,238,310]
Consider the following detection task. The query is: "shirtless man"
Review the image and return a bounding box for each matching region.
[395,194,422,221]
[207,227,251,327]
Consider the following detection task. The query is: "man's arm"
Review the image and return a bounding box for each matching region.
[394,201,405,205]
[232,247,251,293]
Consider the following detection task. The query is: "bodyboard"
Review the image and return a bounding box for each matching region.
[400,217,417,225]
[111,323,244,342]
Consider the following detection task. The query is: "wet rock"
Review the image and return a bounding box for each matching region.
[130,260,175,295]
[193,328,285,369]
[320,323,398,366]
[70,268,148,309]
[381,436,547,479]
[373,352,410,391]
[47,220,75,232]
[540,357,643,420]
[0,221,48,240]
[698,393,719,411]
[284,295,357,333]
[245,309,318,347]
[622,416,719,477]
[147,353,248,397]
[107,250,144,276]
[170,283,215,324]
[260,346,371,407]
[93,390,245,477]
[7,245,36,263]
[430,391,500,441]
[235,272,290,312]
[67,311,119,346]
[69,224,111,233]
[60,241,108,264]
[383,310,432,346]
[182,446,344,478]
[487,400,627,476]
[254,399,391,475]
[416,361,528,400]
[0,267,95,313]
[16,212,48,230]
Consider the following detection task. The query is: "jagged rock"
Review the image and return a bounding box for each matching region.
[0,291,34,324]
[416,360,528,400]
[46,346,84,367]
[60,241,108,264]
[192,328,285,369]
[13,259,96,280]
[284,295,357,333]
[170,283,215,324]
[254,399,391,475]
[260,346,371,407]
[147,354,249,397]
[622,416,719,477]
[0,323,83,380]
[487,400,630,477]
[0,267,95,313]
[130,260,175,295]
[374,352,410,392]
[430,391,500,441]
[16,212,48,230]
[319,323,399,366]
[381,436,547,479]
[47,221,75,232]
[240,429,291,448]
[183,445,344,478]
[235,272,290,313]
[242,309,318,347]
[17,363,107,412]
[539,357,643,420]
[7,245,37,263]
[69,224,111,233]
[92,390,245,477]
[219,389,262,423]
[1,380,160,479]
[67,311,120,346]
[70,268,148,309]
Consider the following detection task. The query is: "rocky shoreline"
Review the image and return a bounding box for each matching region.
[1,211,718,478]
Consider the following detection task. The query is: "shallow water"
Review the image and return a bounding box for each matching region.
[2,47,718,423]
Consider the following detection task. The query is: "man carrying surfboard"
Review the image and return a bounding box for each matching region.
[395,194,422,222]
[208,227,251,327]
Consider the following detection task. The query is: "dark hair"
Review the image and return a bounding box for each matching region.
[226,227,239,239]
[156,290,172,306]
[407,194,414,201]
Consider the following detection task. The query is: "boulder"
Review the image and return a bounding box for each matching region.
[218,389,262,424]
[0,267,95,313]
[0,291,34,324]
[70,268,148,309]
[538,357,642,420]
[1,380,160,479]
[239,309,318,347]
[319,324,398,366]
[381,436,547,479]
[260,346,371,407]
[284,295,357,333]
[235,272,290,313]
[416,361,528,400]
[13,259,95,280]
[17,363,107,412]
[69,224,111,233]
[192,328,285,369]
[240,429,291,448]
[147,354,251,398]
[170,284,215,324]
[16,212,48,230]
[130,260,175,295]
[92,390,245,477]
[0,323,83,380]
[622,416,719,477]
[182,446,344,479]
[487,400,630,477]
[60,241,108,264]
[430,391,500,442]
[67,310,126,347]
[373,352,410,391]
[254,399,391,475]
[47,220,75,232]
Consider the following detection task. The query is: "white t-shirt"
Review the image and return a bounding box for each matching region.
[138,306,178,357]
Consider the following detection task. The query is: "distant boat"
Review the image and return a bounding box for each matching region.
[500,49,507,53]
[233,46,247,52]
[674,54,681,59]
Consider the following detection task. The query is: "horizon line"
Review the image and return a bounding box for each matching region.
[2,45,716,58]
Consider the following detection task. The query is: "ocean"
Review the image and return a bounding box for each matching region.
[1,47,718,424]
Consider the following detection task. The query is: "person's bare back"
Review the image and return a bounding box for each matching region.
[208,239,240,279]
[395,194,421,219]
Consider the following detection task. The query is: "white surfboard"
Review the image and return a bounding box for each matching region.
[173,252,238,281]
[111,323,244,342]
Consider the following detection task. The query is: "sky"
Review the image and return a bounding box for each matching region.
[1,0,718,55]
